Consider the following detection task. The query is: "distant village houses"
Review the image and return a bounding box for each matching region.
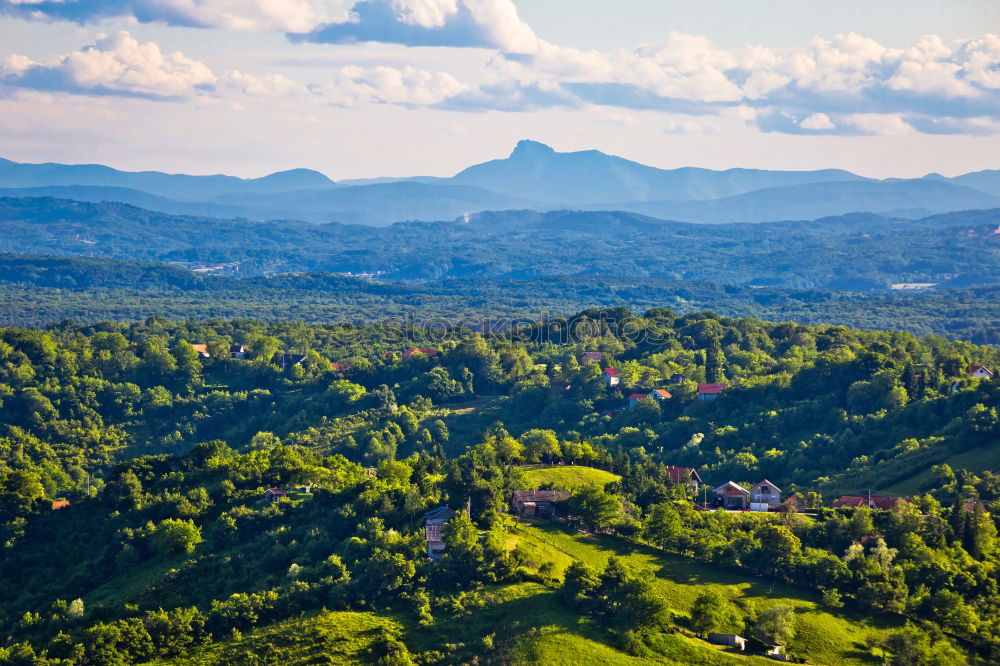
[579,351,602,365]
[749,480,782,510]
[190,343,210,359]
[602,368,620,387]
[664,466,701,491]
[832,494,910,510]
[263,488,288,503]
[230,344,247,359]
[713,481,750,509]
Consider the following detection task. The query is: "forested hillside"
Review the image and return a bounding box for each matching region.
[2,197,999,289]
[0,309,998,664]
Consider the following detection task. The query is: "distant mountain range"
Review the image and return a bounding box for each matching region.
[2,142,1000,225]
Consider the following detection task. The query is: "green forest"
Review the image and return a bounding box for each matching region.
[0,308,998,664]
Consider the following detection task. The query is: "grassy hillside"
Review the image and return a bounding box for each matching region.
[519,464,621,491]
[878,444,1000,496]
[156,610,403,665]
[509,522,903,666]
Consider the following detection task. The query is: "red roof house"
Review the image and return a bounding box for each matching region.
[969,365,994,379]
[649,389,672,401]
[263,488,288,502]
[628,393,649,407]
[579,351,603,364]
[51,500,70,510]
[697,383,728,400]
[832,495,909,510]
[602,367,620,386]
[664,466,701,489]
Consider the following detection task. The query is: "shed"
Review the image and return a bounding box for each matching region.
[708,633,747,650]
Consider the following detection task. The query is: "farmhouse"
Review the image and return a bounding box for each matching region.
[512,490,570,518]
[649,388,671,401]
[230,344,247,359]
[749,479,782,510]
[190,343,210,358]
[664,466,701,491]
[602,368,620,386]
[713,481,750,509]
[627,393,649,408]
[781,494,808,512]
[697,383,728,400]
[579,351,602,365]
[708,634,747,650]
[969,365,994,379]
[424,506,455,560]
[263,488,288,503]
[832,494,910,510]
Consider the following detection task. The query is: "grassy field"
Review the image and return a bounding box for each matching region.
[518,464,621,491]
[508,521,902,666]
[156,610,403,664]
[878,444,1000,496]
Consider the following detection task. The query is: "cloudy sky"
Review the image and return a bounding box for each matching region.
[0,0,998,179]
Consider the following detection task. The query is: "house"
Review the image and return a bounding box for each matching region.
[263,488,288,503]
[627,393,649,408]
[191,343,210,358]
[670,373,686,384]
[764,645,787,661]
[402,348,438,360]
[664,466,701,491]
[713,481,750,509]
[698,383,728,400]
[781,494,808,512]
[550,380,572,391]
[832,494,909,510]
[708,634,747,650]
[649,389,672,401]
[512,490,570,518]
[749,480,782,510]
[278,353,308,369]
[424,506,455,560]
[230,344,247,359]
[969,365,994,379]
[602,368,620,387]
[51,500,70,510]
[579,351,602,365]
[331,361,351,373]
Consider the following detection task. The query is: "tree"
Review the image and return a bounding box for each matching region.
[754,605,796,646]
[150,518,202,556]
[690,589,740,636]
[568,485,621,531]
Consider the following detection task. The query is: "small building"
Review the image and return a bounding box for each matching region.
[832,494,909,510]
[749,479,782,511]
[602,368,620,386]
[278,353,308,369]
[512,490,570,518]
[424,506,456,560]
[627,393,649,408]
[713,481,750,509]
[670,373,686,384]
[698,383,728,401]
[708,634,747,650]
[664,466,701,491]
[263,488,288,503]
[969,365,994,379]
[402,348,438,360]
[51,500,70,510]
[579,351,602,365]
[191,343,211,358]
[649,388,672,402]
[781,494,808,512]
[230,344,247,359]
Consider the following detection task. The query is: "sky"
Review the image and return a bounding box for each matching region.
[0,1,998,180]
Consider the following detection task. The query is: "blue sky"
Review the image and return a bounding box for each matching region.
[0,1,998,179]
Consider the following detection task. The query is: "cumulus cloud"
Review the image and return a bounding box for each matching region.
[0,0,346,32]
[315,63,468,105]
[0,31,215,99]
[291,0,540,53]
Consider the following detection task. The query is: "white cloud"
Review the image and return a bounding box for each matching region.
[315,64,468,105]
[0,0,349,32]
[1,32,216,98]
[799,112,835,130]
[293,0,540,53]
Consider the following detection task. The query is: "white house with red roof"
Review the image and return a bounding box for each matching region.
[698,383,728,401]
[602,367,620,386]
[969,365,994,379]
